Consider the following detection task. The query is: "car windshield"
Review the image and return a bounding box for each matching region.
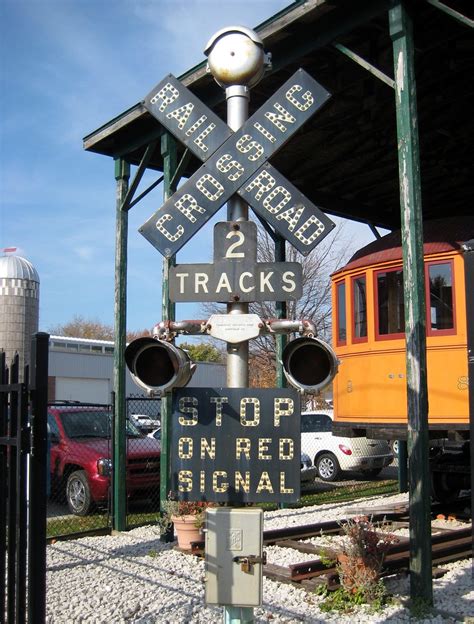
[58,410,142,438]
[301,413,333,433]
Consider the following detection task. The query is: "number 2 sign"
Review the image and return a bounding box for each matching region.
[169,221,303,303]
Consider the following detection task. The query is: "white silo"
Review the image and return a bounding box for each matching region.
[0,252,40,379]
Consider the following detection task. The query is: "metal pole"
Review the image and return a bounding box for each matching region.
[275,235,288,388]
[389,2,432,605]
[224,80,253,624]
[113,157,130,532]
[226,85,249,388]
[160,132,177,541]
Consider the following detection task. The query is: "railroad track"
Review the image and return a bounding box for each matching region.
[263,522,472,592]
[191,503,472,592]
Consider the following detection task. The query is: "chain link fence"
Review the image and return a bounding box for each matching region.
[46,399,162,537]
[125,397,161,528]
[46,399,395,538]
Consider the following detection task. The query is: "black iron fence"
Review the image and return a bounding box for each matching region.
[1,333,48,624]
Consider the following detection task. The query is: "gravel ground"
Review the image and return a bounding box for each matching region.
[46,493,473,623]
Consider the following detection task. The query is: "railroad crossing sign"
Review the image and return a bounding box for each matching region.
[169,221,303,303]
[140,70,335,257]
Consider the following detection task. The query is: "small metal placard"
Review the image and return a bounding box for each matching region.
[207,314,261,343]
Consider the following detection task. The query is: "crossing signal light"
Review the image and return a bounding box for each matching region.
[125,337,196,395]
[281,336,338,393]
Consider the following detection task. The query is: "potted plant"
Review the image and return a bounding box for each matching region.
[336,515,399,599]
[160,495,214,550]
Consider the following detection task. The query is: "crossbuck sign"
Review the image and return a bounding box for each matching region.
[140,70,335,257]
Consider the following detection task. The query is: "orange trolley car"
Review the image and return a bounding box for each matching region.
[330,217,473,501]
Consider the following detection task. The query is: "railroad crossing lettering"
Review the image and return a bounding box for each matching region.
[141,69,335,257]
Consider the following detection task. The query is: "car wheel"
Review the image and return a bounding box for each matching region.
[316,453,341,482]
[66,470,93,516]
[390,440,399,456]
[363,468,383,478]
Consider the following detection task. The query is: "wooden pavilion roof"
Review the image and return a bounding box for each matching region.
[83,0,473,231]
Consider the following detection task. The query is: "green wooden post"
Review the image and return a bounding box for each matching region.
[113,157,130,532]
[389,2,433,605]
[160,133,177,539]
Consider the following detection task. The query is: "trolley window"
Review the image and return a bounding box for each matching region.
[352,274,367,341]
[426,261,455,335]
[336,281,346,345]
[375,268,404,338]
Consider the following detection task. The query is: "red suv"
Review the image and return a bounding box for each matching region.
[47,404,160,516]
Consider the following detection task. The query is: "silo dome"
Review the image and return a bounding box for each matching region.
[0,254,40,380]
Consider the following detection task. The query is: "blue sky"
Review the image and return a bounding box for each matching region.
[1,0,379,334]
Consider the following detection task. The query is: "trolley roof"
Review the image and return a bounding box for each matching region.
[334,216,474,274]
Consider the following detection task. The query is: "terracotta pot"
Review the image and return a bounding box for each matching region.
[171,515,203,550]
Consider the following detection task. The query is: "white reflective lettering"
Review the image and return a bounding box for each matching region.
[240,397,260,426]
[185,114,207,137]
[195,273,209,293]
[210,396,228,426]
[263,186,291,214]
[175,194,205,223]
[244,170,276,200]
[235,134,264,161]
[178,396,198,425]
[213,471,228,493]
[178,470,193,492]
[216,154,245,182]
[239,272,254,293]
[215,272,232,293]
[176,272,189,294]
[149,83,179,111]
[279,438,294,460]
[280,472,293,494]
[277,204,305,231]
[260,271,274,292]
[253,122,276,143]
[178,437,193,459]
[166,102,194,129]
[282,271,296,293]
[258,438,272,460]
[274,397,294,426]
[193,123,216,153]
[286,84,314,111]
[155,213,184,242]
[295,215,325,245]
[196,174,224,201]
[264,103,295,133]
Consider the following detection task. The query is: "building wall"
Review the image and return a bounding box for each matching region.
[48,342,226,403]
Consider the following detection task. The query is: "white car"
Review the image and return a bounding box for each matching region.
[130,414,160,433]
[301,412,393,482]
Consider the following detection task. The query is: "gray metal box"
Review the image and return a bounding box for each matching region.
[205,508,263,606]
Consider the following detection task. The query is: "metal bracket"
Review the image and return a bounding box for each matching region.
[152,317,317,342]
